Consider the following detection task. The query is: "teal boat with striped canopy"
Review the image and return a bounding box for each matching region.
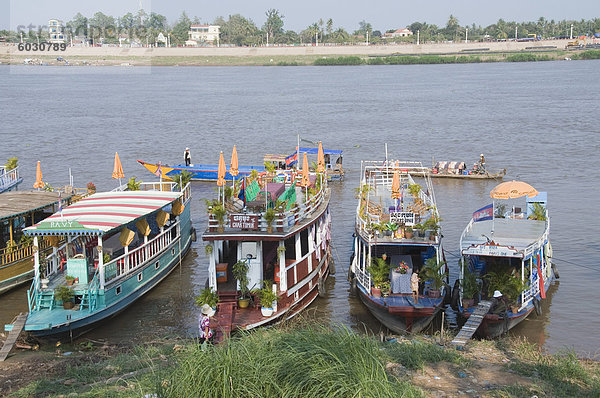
[6,181,193,337]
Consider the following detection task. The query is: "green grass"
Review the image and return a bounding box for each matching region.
[504,53,551,62]
[573,50,600,60]
[384,338,469,370]
[314,56,365,65]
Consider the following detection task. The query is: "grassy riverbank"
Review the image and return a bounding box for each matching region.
[1,49,599,67]
[1,323,598,397]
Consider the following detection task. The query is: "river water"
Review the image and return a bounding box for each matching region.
[1,61,599,356]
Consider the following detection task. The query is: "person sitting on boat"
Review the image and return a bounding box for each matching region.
[334,156,343,172]
[184,148,192,167]
[489,290,508,314]
[479,154,486,172]
[199,304,215,344]
[411,272,420,304]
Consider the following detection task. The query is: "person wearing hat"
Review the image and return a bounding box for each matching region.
[199,303,215,343]
[490,290,507,314]
[479,153,486,172]
[184,148,192,167]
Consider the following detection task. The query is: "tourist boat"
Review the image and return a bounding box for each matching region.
[0,165,23,193]
[429,160,506,180]
[202,146,332,338]
[6,180,193,336]
[0,190,75,294]
[137,146,344,183]
[348,160,448,334]
[456,180,555,338]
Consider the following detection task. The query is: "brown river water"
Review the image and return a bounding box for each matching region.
[1,61,599,356]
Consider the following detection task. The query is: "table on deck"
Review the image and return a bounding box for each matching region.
[390,254,413,294]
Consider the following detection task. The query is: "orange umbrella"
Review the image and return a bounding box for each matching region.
[490,180,539,199]
[33,161,44,189]
[317,141,325,173]
[230,146,239,177]
[217,151,226,187]
[112,152,125,180]
[301,152,310,188]
[391,161,401,199]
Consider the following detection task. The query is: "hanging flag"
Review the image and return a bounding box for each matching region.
[473,203,493,222]
[285,151,298,166]
[154,161,162,177]
[238,178,245,204]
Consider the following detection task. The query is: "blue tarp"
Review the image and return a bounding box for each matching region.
[296,147,343,155]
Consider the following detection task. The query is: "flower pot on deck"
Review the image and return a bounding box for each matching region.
[261,307,274,317]
[238,298,250,309]
[371,287,382,298]
[63,301,74,310]
[428,289,441,298]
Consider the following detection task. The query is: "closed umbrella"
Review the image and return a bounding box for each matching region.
[112,152,125,187]
[391,161,401,200]
[317,141,325,173]
[33,161,44,189]
[217,151,226,205]
[490,180,538,199]
[301,152,310,202]
[230,145,239,189]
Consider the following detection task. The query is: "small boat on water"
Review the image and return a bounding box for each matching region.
[429,160,506,180]
[0,190,76,294]
[6,180,193,336]
[349,159,449,334]
[201,144,332,339]
[0,165,23,193]
[456,180,555,338]
[137,146,344,182]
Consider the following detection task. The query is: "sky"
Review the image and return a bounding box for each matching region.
[2,0,599,32]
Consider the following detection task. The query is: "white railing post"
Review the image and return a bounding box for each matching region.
[279,240,287,292]
[294,232,301,285]
[33,236,40,280]
[98,235,105,289]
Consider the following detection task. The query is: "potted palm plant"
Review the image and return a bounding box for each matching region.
[232,260,251,308]
[461,265,479,308]
[54,285,75,309]
[258,281,279,317]
[264,208,276,233]
[126,177,142,191]
[195,286,220,312]
[423,257,446,298]
[368,256,390,298]
[210,203,227,233]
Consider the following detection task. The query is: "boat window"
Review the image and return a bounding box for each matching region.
[284,237,296,259]
[171,248,176,256]
[137,272,143,282]
[300,229,309,257]
[116,285,122,295]
[155,261,160,270]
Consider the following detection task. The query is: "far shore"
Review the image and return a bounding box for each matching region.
[1,38,597,66]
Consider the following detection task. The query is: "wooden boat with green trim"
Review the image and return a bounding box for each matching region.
[0,191,73,294]
[5,181,193,337]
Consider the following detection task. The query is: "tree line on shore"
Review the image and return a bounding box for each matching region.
[1,9,599,46]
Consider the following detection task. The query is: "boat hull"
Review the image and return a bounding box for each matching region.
[356,283,443,334]
[138,160,264,182]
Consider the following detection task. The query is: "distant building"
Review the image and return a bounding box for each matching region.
[383,28,413,39]
[186,25,220,46]
[48,19,66,43]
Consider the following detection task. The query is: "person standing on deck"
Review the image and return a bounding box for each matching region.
[184,148,192,167]
[199,304,215,344]
[411,272,420,304]
[479,154,486,172]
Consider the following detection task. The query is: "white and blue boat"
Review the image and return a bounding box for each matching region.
[0,165,23,193]
[457,181,555,338]
[7,181,193,336]
[349,160,448,334]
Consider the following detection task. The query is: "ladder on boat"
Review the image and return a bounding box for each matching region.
[35,291,54,311]
[451,300,492,347]
[0,313,28,361]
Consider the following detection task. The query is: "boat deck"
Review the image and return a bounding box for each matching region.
[26,303,93,331]
[461,218,546,251]
[368,293,442,309]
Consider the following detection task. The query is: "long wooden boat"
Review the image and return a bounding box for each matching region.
[349,160,448,334]
[0,191,74,294]
[202,158,332,338]
[0,166,23,193]
[456,187,554,338]
[137,146,344,182]
[6,181,193,336]
[372,162,506,180]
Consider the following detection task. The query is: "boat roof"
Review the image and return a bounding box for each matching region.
[0,191,69,221]
[461,218,547,255]
[24,190,181,237]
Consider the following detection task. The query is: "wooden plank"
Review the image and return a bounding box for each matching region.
[0,312,28,361]
[451,301,492,347]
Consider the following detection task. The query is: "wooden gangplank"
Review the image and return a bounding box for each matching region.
[0,312,28,361]
[213,302,235,344]
[451,300,492,347]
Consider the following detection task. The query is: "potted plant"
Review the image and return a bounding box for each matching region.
[528,203,547,221]
[277,245,286,261]
[368,256,390,298]
[232,260,251,308]
[423,257,446,298]
[127,177,142,191]
[54,285,75,309]
[87,182,96,194]
[65,275,76,286]
[461,265,479,308]
[174,170,193,191]
[485,271,526,311]
[4,156,18,171]
[424,216,441,240]
[384,222,398,237]
[414,223,427,238]
[210,203,227,233]
[264,208,276,233]
[195,287,220,312]
[381,280,391,297]
[404,226,414,239]
[408,183,422,205]
[258,281,279,317]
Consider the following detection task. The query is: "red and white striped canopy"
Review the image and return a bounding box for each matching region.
[24,190,182,236]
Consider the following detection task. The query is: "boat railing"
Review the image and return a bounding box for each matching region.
[104,220,179,286]
[208,182,327,233]
[83,268,101,312]
[355,264,371,292]
[0,166,20,190]
[26,277,40,313]
[0,236,54,266]
[112,181,191,204]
